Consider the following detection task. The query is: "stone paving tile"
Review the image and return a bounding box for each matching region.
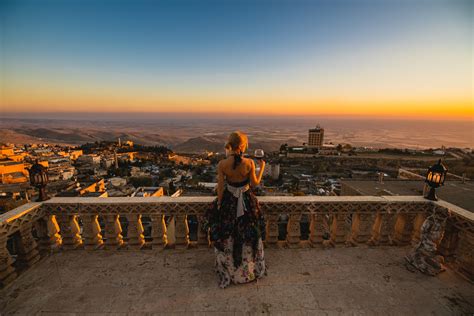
[128,285,194,313]
[1,247,473,315]
[187,282,257,313]
[250,284,319,312]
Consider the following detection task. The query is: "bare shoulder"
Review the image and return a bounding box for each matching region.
[242,157,255,169]
[218,157,230,170]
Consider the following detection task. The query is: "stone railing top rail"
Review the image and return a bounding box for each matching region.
[0,202,42,226]
[41,195,432,204]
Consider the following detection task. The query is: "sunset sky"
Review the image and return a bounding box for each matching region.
[0,0,472,119]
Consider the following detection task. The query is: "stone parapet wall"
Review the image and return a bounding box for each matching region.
[1,196,473,287]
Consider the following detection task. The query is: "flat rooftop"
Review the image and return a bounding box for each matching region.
[1,247,473,314]
[341,180,474,212]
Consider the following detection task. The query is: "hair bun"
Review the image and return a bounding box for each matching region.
[226,131,248,152]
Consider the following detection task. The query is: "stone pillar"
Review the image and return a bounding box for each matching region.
[393,213,418,245]
[330,213,349,245]
[412,213,427,244]
[286,213,302,248]
[0,234,17,287]
[197,216,209,247]
[151,214,166,248]
[82,215,103,250]
[105,214,124,249]
[34,218,51,254]
[174,215,189,248]
[309,214,327,246]
[438,220,459,257]
[127,214,145,250]
[16,224,40,267]
[265,214,279,246]
[370,210,396,245]
[349,212,377,245]
[58,214,83,250]
[166,216,176,248]
[47,215,62,249]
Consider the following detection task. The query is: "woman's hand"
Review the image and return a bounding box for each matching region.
[250,159,265,187]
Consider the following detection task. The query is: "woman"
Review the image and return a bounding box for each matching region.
[202,131,267,288]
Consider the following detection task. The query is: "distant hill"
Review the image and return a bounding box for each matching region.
[0,120,303,153]
[173,136,224,153]
[0,127,178,147]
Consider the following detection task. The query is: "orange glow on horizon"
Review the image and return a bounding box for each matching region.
[2,79,472,119]
[2,97,472,120]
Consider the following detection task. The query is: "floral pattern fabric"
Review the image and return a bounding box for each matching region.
[201,185,267,288]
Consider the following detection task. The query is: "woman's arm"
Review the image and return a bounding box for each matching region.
[249,159,265,187]
[216,161,225,207]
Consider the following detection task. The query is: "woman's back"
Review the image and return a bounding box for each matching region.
[219,155,252,183]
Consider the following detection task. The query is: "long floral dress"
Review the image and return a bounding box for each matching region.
[201,179,267,288]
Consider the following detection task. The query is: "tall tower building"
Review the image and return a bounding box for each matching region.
[308,125,324,148]
[114,150,119,169]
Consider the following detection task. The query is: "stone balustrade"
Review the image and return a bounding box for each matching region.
[1,196,473,287]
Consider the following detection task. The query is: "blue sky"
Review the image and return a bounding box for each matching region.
[1,0,472,117]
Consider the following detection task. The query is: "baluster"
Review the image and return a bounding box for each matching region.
[265,213,279,246]
[105,214,124,249]
[197,216,209,247]
[34,218,51,254]
[127,214,145,249]
[286,213,302,248]
[166,216,176,248]
[47,215,62,249]
[175,215,189,248]
[309,213,323,246]
[58,214,82,250]
[412,213,427,244]
[151,214,166,248]
[16,224,40,267]
[438,219,459,257]
[330,213,349,245]
[349,212,377,246]
[82,215,104,250]
[369,209,396,245]
[393,213,418,245]
[0,234,17,287]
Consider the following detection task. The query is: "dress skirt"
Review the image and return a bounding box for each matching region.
[201,184,267,288]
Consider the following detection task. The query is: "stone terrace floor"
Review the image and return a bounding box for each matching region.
[1,247,473,315]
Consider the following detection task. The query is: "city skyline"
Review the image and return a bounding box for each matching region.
[1,0,472,119]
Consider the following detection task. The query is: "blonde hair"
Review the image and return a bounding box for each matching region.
[225,131,248,153]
